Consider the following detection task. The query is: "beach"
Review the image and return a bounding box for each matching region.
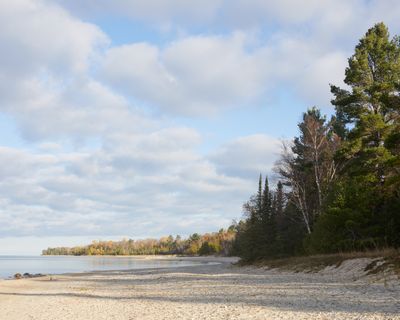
[0,256,399,320]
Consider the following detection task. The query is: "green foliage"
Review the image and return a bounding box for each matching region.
[198,241,221,255]
[305,178,383,253]
[308,22,400,253]
[237,23,400,262]
[232,177,304,261]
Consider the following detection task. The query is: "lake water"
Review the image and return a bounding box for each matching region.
[0,256,205,279]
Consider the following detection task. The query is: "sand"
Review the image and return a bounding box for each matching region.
[0,256,399,320]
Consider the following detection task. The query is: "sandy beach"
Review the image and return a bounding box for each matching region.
[0,256,399,320]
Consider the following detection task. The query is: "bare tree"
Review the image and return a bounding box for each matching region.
[275,108,343,233]
[275,142,312,234]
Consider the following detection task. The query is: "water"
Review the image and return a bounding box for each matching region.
[0,256,204,279]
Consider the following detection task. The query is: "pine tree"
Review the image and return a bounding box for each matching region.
[260,176,275,257]
[275,181,284,226]
[256,174,263,216]
[308,22,400,251]
[261,176,271,221]
[237,175,265,261]
[331,22,400,183]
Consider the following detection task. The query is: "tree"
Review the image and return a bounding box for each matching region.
[276,108,341,233]
[307,22,400,252]
[240,189,262,260]
[275,181,284,227]
[276,142,312,233]
[331,22,400,184]
[260,176,275,256]
[256,174,263,218]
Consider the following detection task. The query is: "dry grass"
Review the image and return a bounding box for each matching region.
[245,248,400,275]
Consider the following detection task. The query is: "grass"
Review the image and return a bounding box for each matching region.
[242,248,400,275]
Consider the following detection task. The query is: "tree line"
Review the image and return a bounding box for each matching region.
[232,22,400,261]
[42,228,236,256]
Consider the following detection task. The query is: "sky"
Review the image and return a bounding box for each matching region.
[1,0,400,255]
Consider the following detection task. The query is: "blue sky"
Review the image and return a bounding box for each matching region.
[1,0,400,254]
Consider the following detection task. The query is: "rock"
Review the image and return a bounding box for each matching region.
[14,272,45,279]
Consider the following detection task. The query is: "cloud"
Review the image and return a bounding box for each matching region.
[0,0,107,77]
[0,0,132,141]
[51,0,400,34]
[4,0,399,126]
[297,52,348,106]
[57,0,400,111]
[100,30,350,115]
[15,78,156,140]
[53,0,223,26]
[100,33,268,115]
[210,134,281,179]
[0,1,262,241]
[0,135,253,238]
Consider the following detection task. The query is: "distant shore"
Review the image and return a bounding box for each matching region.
[0,256,399,320]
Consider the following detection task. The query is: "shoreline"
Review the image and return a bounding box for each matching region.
[1,255,237,280]
[0,256,399,319]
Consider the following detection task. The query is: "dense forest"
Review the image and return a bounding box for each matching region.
[42,228,236,256]
[233,22,400,261]
[43,23,399,261]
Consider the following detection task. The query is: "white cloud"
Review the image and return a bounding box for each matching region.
[101,33,268,115]
[0,135,254,239]
[60,0,400,111]
[51,0,400,35]
[0,0,134,141]
[4,0,399,125]
[210,134,281,179]
[14,78,155,140]
[297,52,348,106]
[100,30,349,114]
[53,0,223,26]
[0,0,107,77]
[0,1,260,243]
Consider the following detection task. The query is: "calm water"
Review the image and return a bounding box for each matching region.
[0,256,204,279]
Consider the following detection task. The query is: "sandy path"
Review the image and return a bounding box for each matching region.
[0,257,399,320]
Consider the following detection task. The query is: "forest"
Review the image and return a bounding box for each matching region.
[43,23,400,261]
[233,22,400,261]
[42,228,236,256]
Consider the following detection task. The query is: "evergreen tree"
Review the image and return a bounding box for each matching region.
[256,174,263,217]
[237,176,263,261]
[308,22,400,251]
[331,22,400,183]
[261,176,271,220]
[275,181,284,227]
[260,176,275,257]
